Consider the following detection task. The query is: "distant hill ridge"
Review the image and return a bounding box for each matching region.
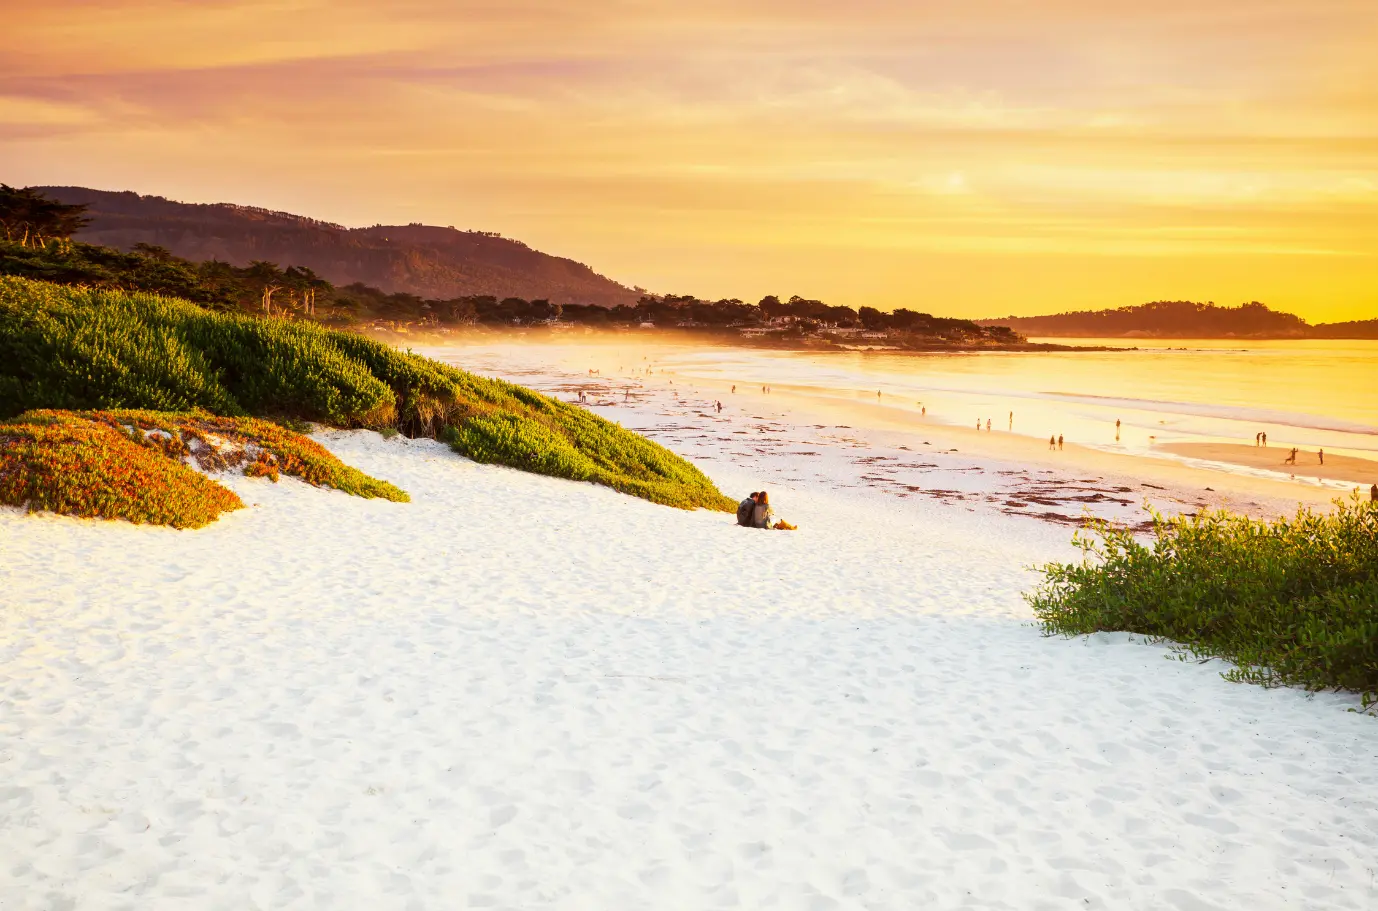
[976,300,1378,340]
[36,187,641,307]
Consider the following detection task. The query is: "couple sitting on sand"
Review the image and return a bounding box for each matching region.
[736,491,796,530]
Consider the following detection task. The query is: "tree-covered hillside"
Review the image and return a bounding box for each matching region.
[3,185,1020,346]
[35,185,643,307]
[978,300,1377,339]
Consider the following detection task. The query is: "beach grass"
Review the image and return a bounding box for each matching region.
[1028,496,1378,710]
[0,409,409,528]
[0,276,734,512]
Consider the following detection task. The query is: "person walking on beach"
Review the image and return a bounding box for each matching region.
[986,418,992,432]
[1009,411,1013,431]
[737,492,759,526]
[1058,434,1064,450]
[1255,432,1261,447]
[1049,434,1056,450]
[1319,448,1325,466]
[1284,448,1298,465]
[977,419,982,431]
[752,490,777,529]
[1261,432,1267,446]
[921,406,926,416]
[1115,418,1121,441]
[731,385,736,393]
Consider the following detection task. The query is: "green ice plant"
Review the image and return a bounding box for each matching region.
[1027,495,1378,711]
[0,275,733,512]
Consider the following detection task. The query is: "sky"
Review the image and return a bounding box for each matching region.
[3,0,1376,321]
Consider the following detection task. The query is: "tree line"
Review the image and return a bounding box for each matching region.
[1,184,1011,340]
[988,300,1310,337]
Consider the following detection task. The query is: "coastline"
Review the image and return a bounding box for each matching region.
[5,339,1376,908]
[361,324,1127,355]
[1158,441,1378,488]
[431,341,1357,524]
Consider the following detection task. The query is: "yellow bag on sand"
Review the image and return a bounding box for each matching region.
[773,520,797,530]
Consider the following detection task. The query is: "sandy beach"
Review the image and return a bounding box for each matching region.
[3,348,1376,910]
[1160,442,1378,488]
[434,342,1360,524]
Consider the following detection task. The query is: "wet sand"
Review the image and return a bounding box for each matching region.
[748,389,1359,515]
[1159,442,1378,488]
[489,340,1370,517]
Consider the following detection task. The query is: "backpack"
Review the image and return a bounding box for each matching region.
[736,497,756,526]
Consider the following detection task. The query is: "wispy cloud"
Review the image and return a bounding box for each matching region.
[3,0,1375,319]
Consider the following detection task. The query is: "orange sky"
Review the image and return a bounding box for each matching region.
[3,0,1376,320]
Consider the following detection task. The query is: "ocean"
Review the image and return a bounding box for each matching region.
[628,337,1378,461]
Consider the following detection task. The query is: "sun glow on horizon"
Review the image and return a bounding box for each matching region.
[2,0,1376,321]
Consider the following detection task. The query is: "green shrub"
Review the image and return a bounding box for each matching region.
[0,276,733,511]
[1027,496,1378,711]
[0,411,244,529]
[82,409,409,502]
[0,409,408,528]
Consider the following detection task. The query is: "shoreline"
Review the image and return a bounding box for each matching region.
[1158,441,1378,488]
[437,341,1356,522]
[362,324,1128,354]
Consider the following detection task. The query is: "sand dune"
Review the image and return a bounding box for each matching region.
[3,421,1376,909]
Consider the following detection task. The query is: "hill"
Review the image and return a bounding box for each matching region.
[977,300,1378,339]
[0,275,733,513]
[1,184,1025,347]
[1311,318,1378,340]
[34,186,641,307]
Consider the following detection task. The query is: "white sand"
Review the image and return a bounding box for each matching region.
[2,369,1377,909]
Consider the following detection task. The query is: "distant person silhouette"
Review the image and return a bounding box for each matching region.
[731,385,736,393]
[977,419,982,431]
[1318,448,1324,466]
[1049,434,1056,450]
[921,406,926,416]
[1009,411,1013,431]
[1261,432,1267,446]
[1284,448,1298,465]
[1371,483,1377,503]
[1058,434,1064,450]
[1115,419,1121,441]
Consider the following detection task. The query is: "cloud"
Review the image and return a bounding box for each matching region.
[2,0,1375,319]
